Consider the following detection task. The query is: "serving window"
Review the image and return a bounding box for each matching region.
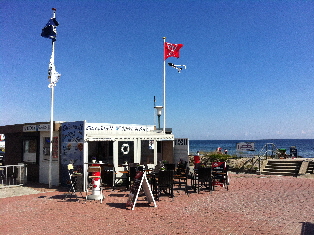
[140,140,154,165]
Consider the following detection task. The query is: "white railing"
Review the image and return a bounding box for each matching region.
[258,143,278,159]
[0,164,27,187]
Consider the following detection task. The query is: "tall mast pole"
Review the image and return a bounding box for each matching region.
[163,37,166,134]
[48,8,57,189]
[48,76,54,188]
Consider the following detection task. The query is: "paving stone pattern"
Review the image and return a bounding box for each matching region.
[0,174,313,235]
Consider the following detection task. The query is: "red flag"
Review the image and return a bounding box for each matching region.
[164,42,183,60]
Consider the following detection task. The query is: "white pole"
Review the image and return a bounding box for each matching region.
[163,37,166,134]
[48,8,56,188]
[49,82,54,188]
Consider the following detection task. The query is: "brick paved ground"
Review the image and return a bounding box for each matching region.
[1,174,313,235]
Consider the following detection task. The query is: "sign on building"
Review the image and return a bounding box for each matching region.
[23,124,50,132]
[236,142,255,158]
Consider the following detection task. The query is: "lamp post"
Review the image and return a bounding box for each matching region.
[154,106,163,130]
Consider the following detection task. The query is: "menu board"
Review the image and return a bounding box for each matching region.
[126,172,156,210]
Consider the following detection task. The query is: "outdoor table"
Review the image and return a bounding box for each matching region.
[118,170,130,189]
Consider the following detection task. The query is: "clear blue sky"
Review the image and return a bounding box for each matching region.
[1,1,314,140]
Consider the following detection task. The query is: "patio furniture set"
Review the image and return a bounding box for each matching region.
[66,160,229,207]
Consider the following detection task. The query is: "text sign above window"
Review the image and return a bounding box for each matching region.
[23,124,50,132]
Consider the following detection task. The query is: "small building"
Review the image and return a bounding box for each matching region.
[0,121,189,186]
[0,122,61,185]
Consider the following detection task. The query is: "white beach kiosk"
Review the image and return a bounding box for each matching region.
[60,121,188,191]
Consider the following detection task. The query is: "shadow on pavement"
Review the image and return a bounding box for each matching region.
[301,222,314,235]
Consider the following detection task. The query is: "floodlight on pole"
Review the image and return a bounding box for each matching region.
[154,106,163,130]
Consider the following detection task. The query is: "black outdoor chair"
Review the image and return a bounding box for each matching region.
[176,161,188,174]
[64,164,84,201]
[164,163,175,171]
[156,170,174,200]
[137,166,144,172]
[129,166,138,187]
[174,167,190,194]
[194,167,213,193]
[212,162,229,191]
[101,166,115,189]
[128,164,144,187]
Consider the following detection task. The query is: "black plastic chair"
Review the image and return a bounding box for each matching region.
[64,164,84,201]
[195,167,212,193]
[164,164,175,171]
[101,166,115,189]
[156,170,174,200]
[137,166,144,172]
[174,167,190,194]
[176,161,188,174]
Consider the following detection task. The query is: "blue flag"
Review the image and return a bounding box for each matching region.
[41,18,59,41]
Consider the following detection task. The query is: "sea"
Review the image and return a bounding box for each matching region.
[189,139,314,158]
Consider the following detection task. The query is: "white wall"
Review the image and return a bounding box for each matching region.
[174,138,189,165]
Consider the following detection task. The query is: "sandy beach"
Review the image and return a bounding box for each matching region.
[1,173,313,235]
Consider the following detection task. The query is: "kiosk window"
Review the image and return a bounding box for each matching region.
[23,139,37,163]
[24,139,36,153]
[118,141,134,165]
[140,140,154,165]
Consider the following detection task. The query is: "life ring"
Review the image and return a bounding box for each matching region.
[121,143,129,155]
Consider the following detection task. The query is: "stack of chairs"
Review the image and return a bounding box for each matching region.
[212,162,229,190]
[86,165,104,203]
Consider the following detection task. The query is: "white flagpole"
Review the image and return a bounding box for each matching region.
[163,37,166,134]
[48,8,57,188]
[49,76,54,188]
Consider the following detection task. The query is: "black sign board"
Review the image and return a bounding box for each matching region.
[126,172,156,210]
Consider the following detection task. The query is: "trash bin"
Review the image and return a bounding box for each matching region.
[290,146,297,157]
[194,155,200,164]
[278,148,286,154]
